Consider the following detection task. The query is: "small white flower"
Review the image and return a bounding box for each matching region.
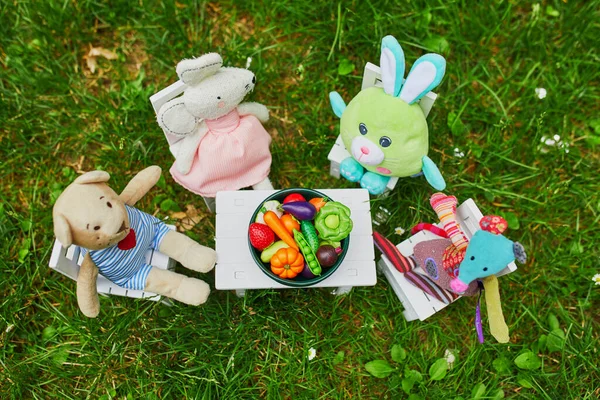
[444,349,456,368]
[307,347,317,360]
[245,57,253,69]
[5,324,14,333]
[394,227,406,235]
[532,3,540,15]
[593,274,600,286]
[535,88,547,99]
[453,147,465,158]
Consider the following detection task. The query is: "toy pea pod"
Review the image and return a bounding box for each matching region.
[314,202,353,241]
[293,229,322,276]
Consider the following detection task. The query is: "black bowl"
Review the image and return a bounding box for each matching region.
[248,188,350,287]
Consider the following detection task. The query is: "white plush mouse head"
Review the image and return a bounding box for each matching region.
[53,171,130,250]
[157,53,256,137]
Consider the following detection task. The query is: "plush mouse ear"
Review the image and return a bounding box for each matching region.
[398,53,446,104]
[157,98,198,137]
[479,216,508,235]
[380,35,405,97]
[176,53,223,85]
[74,171,110,185]
[54,214,73,248]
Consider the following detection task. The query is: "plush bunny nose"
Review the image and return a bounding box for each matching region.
[360,146,370,155]
[217,101,225,108]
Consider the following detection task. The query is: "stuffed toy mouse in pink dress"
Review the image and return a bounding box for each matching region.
[157,53,273,197]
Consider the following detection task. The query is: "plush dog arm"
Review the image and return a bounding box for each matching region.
[119,166,162,206]
[172,123,208,175]
[237,102,269,123]
[77,253,100,318]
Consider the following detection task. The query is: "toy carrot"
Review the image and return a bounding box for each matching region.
[263,211,299,250]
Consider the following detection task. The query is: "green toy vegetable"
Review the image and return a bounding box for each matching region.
[314,202,353,241]
[260,241,290,263]
[300,220,319,253]
[293,229,322,276]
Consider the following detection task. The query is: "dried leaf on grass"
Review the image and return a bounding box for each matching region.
[84,46,118,74]
[169,204,204,232]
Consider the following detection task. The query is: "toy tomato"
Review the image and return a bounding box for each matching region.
[270,248,304,279]
[280,214,300,235]
[283,193,306,204]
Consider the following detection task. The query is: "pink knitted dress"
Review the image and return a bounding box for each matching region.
[170,109,272,197]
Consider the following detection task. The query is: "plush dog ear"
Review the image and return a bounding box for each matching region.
[176,53,223,85]
[74,171,110,185]
[399,53,446,104]
[379,35,405,97]
[54,214,73,248]
[157,98,198,137]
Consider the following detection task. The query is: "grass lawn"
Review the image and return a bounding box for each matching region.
[1,0,599,398]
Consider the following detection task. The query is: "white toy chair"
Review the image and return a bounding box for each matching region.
[377,199,517,321]
[150,81,275,213]
[48,226,176,304]
[327,62,438,194]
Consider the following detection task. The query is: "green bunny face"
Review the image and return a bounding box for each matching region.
[340,86,429,177]
[329,35,448,191]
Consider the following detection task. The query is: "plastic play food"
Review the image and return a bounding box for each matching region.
[248,223,275,250]
[309,197,327,211]
[263,211,299,250]
[270,247,304,279]
[293,229,322,276]
[255,200,283,224]
[316,245,338,267]
[281,201,317,221]
[260,241,290,263]
[314,202,353,241]
[300,262,316,279]
[283,193,306,203]
[300,220,319,253]
[280,214,300,235]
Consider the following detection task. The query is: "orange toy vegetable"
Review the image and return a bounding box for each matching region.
[281,214,300,235]
[263,211,299,250]
[309,197,327,212]
[270,248,304,279]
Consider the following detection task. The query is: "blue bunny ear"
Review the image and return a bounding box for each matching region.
[329,91,346,118]
[399,54,446,104]
[380,35,405,97]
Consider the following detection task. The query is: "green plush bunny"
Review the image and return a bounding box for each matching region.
[329,35,447,195]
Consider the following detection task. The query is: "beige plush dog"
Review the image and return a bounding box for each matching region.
[53,166,216,318]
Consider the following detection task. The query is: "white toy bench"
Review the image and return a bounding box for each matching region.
[327,62,438,194]
[150,81,274,213]
[377,199,517,321]
[48,226,176,303]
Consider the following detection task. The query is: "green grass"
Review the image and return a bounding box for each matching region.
[1,0,599,398]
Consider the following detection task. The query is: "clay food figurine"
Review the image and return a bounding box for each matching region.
[157,52,273,197]
[329,35,447,195]
[52,166,217,318]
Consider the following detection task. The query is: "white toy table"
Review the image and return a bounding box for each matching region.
[377,199,517,321]
[215,189,376,296]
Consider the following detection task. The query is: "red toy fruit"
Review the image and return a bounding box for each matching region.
[249,223,275,250]
[283,193,306,204]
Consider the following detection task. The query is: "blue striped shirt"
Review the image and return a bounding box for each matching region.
[82,206,171,290]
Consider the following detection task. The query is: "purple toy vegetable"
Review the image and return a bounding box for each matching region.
[300,261,316,279]
[280,201,317,221]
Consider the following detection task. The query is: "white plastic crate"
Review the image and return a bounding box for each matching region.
[48,225,176,303]
[327,62,438,194]
[377,199,517,321]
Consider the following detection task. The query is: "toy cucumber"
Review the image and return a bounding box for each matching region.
[300,220,319,253]
[293,229,322,276]
[260,240,290,263]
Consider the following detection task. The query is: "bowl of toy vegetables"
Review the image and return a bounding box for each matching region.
[248,188,353,287]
